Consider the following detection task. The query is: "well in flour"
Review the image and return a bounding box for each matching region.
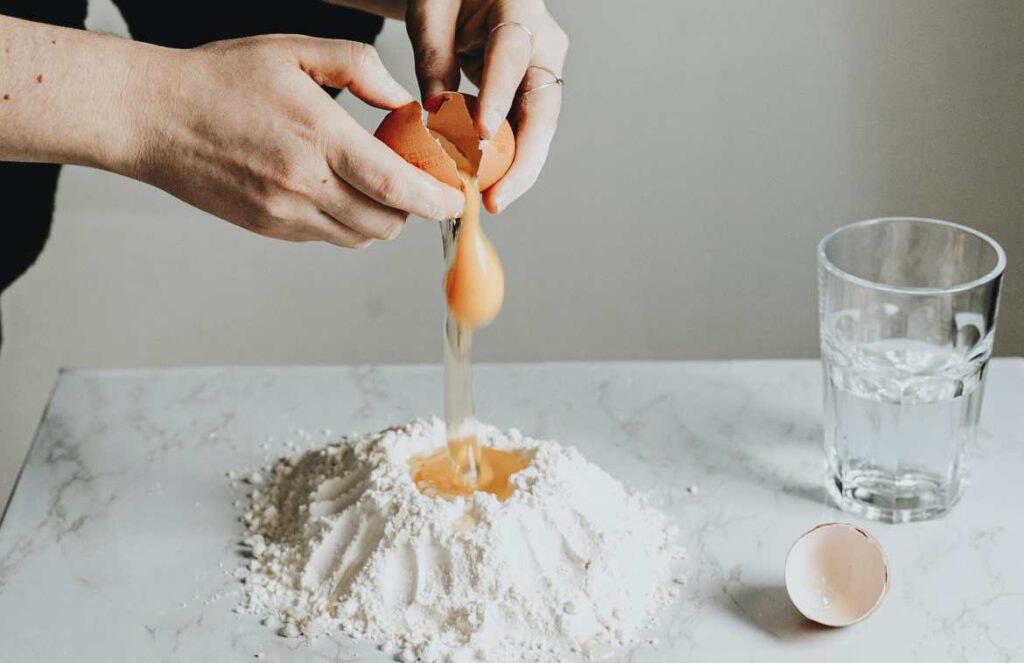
[409,441,528,501]
[236,418,684,662]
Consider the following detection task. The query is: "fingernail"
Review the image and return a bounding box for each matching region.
[384,77,414,105]
[394,86,415,105]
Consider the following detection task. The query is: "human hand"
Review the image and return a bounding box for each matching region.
[126,35,465,248]
[405,0,568,213]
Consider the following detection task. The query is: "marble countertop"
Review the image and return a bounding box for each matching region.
[1,360,1021,662]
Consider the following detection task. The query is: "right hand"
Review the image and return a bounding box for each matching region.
[123,35,465,248]
[405,0,568,214]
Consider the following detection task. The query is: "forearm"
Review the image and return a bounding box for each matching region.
[0,14,160,174]
[323,0,407,21]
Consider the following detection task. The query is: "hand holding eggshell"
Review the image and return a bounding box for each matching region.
[404,0,568,213]
[112,36,467,250]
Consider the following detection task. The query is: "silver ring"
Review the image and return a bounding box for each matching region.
[521,65,564,97]
[489,21,534,45]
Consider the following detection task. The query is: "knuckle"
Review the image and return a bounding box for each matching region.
[368,223,392,241]
[379,218,406,241]
[372,172,406,207]
[417,45,447,70]
[555,27,569,51]
[276,161,312,198]
[348,41,377,73]
[261,196,295,227]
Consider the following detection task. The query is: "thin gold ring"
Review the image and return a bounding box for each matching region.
[489,21,534,45]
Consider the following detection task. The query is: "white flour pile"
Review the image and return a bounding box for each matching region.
[236,419,684,662]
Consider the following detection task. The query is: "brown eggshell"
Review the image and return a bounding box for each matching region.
[375,93,516,193]
[374,101,461,190]
[427,93,515,190]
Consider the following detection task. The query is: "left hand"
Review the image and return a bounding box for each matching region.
[405,0,568,213]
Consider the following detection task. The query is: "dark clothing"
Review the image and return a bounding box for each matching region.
[105,1,383,49]
[0,1,384,347]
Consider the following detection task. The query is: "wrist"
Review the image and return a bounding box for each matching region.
[0,18,179,172]
[99,39,182,180]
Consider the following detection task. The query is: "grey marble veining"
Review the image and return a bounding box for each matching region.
[0,360,1022,662]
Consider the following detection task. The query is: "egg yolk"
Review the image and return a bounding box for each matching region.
[444,171,505,329]
[409,437,528,501]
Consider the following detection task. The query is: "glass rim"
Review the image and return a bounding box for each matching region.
[818,217,1007,295]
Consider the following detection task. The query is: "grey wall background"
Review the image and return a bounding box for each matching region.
[2,0,1022,507]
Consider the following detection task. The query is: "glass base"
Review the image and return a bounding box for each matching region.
[827,468,963,524]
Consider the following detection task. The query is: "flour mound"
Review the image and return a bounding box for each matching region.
[237,419,684,662]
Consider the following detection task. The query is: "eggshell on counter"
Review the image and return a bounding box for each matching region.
[785,523,890,627]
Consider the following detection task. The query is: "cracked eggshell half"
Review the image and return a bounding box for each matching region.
[374,92,514,191]
[426,92,514,190]
[785,522,890,627]
[374,100,462,189]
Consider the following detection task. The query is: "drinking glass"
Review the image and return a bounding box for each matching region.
[817,218,1006,523]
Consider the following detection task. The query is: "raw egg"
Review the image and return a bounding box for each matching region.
[409,442,529,501]
[785,523,891,627]
[375,92,515,329]
[444,170,505,327]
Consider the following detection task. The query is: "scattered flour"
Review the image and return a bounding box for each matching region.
[236,418,684,662]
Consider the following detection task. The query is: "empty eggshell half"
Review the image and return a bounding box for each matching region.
[785,523,890,627]
[374,92,515,192]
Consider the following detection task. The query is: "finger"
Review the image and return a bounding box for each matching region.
[313,212,376,249]
[274,201,374,248]
[406,0,462,102]
[294,38,414,109]
[484,79,562,214]
[475,21,534,139]
[317,176,409,241]
[328,111,465,220]
[456,51,484,88]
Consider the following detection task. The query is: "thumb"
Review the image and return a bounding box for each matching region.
[295,38,414,109]
[406,0,462,103]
